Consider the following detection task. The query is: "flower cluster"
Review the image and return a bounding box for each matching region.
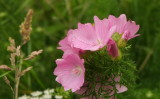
[54,14,139,99]
[18,89,55,99]
[18,87,71,99]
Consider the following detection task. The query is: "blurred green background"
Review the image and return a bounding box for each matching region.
[0,0,160,99]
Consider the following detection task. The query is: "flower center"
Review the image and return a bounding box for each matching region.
[72,66,82,76]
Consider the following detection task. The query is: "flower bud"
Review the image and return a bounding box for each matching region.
[112,32,122,43]
[118,38,127,48]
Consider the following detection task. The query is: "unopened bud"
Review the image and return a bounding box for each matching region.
[118,39,127,48]
[112,32,122,42]
[111,49,122,61]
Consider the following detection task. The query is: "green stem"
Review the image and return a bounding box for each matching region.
[15,76,20,99]
[65,0,73,27]
[14,57,23,99]
[138,49,153,73]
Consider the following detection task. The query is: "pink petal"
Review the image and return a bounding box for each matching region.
[114,76,120,82]
[68,16,115,51]
[58,37,81,58]
[122,21,140,40]
[116,84,128,93]
[81,96,103,99]
[54,54,85,92]
[75,82,89,95]
[68,23,100,51]
[94,16,116,45]
[109,96,116,99]
[108,14,127,34]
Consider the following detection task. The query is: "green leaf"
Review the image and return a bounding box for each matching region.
[0,71,12,78]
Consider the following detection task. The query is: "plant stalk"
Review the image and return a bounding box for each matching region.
[15,76,20,99]
[14,57,23,99]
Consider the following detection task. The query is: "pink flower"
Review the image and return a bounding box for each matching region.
[81,97,103,99]
[76,76,127,99]
[108,14,140,40]
[115,84,128,93]
[110,76,128,94]
[108,84,127,99]
[58,37,83,58]
[54,54,85,92]
[107,39,119,58]
[68,16,116,51]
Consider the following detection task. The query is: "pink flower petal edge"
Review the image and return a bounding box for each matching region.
[58,37,82,58]
[122,21,140,40]
[108,14,127,34]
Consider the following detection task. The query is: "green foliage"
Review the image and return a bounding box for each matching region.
[0,71,12,78]
[53,87,72,99]
[82,45,136,99]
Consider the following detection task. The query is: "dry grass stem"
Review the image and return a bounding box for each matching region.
[1,9,43,99]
